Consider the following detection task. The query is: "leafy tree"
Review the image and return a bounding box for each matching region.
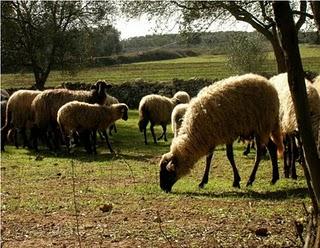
[121,1,314,73]
[225,33,267,74]
[1,1,117,89]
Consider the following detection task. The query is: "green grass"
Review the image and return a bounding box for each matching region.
[1,110,311,247]
[1,44,319,89]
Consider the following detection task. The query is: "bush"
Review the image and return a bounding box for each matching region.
[225,33,268,74]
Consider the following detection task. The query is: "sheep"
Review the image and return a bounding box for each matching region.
[105,94,120,135]
[138,91,190,144]
[57,101,128,154]
[30,80,111,151]
[1,90,41,151]
[269,73,320,179]
[159,73,284,192]
[312,75,320,94]
[1,100,7,128]
[1,89,9,101]
[171,103,265,188]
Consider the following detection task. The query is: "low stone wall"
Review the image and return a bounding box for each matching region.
[5,77,217,109]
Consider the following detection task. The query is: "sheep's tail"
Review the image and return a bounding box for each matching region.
[138,104,148,132]
[270,122,284,158]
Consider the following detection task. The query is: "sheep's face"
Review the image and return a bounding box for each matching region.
[120,105,129,121]
[91,80,112,104]
[159,152,179,193]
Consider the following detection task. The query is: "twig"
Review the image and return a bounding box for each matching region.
[117,154,136,184]
[156,211,174,248]
[71,160,82,248]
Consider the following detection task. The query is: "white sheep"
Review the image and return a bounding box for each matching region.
[269,73,320,179]
[105,94,120,135]
[138,91,190,144]
[159,73,283,192]
[57,101,128,154]
[31,80,111,151]
[1,90,41,151]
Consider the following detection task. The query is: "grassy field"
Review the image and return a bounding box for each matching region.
[1,44,319,89]
[1,110,311,247]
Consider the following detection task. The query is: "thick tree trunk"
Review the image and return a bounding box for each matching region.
[273,1,320,247]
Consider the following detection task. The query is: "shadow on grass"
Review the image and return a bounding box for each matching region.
[173,187,309,201]
[25,148,155,163]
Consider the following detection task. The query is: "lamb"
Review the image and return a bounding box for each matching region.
[31,80,111,151]
[57,101,128,154]
[269,73,320,179]
[1,90,41,151]
[138,91,190,144]
[159,73,284,192]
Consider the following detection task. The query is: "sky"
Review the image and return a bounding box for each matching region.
[115,14,255,40]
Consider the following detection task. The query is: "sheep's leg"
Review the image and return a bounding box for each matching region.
[243,142,251,156]
[92,130,97,155]
[30,125,39,152]
[283,134,290,178]
[291,135,298,179]
[21,127,29,148]
[199,148,214,188]
[226,143,241,188]
[246,136,263,186]
[266,138,279,184]
[150,123,157,144]
[14,128,19,148]
[157,124,167,141]
[102,130,114,154]
[82,130,92,154]
[143,127,148,145]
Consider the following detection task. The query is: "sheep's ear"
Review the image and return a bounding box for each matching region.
[166,160,176,172]
[90,84,97,90]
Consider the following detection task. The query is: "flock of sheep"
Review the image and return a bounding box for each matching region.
[1,72,320,192]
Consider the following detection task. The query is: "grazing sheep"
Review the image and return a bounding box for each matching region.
[31,80,111,151]
[1,90,41,151]
[171,103,264,188]
[159,73,283,192]
[138,91,190,144]
[57,101,128,154]
[269,73,320,179]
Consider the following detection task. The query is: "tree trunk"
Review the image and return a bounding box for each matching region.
[273,1,320,247]
[33,64,50,90]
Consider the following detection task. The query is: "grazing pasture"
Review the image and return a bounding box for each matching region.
[1,110,310,247]
[1,44,319,89]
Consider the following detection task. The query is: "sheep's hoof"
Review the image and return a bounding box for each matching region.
[270,178,279,185]
[233,181,241,188]
[198,183,205,189]
[246,181,253,187]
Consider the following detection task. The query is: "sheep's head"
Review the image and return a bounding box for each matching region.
[159,152,179,193]
[91,80,112,104]
[118,104,129,121]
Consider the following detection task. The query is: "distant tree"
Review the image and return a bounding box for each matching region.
[1,1,117,89]
[121,1,315,73]
[88,25,122,57]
